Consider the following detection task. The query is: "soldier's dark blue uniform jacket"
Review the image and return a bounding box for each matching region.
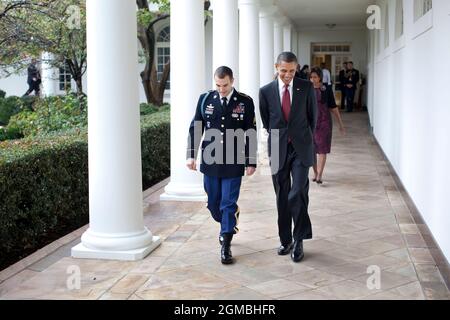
[187,89,257,178]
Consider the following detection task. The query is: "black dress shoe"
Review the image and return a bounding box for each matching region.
[277,242,293,255]
[221,234,234,265]
[291,240,304,263]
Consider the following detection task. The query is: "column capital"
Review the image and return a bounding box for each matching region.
[259,4,277,18]
[238,0,259,7]
[274,15,288,27]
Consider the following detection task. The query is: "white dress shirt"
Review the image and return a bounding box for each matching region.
[220,88,235,105]
[322,68,332,85]
[278,77,293,106]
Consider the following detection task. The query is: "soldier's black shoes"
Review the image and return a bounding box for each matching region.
[221,234,234,265]
[291,240,304,263]
[277,242,294,255]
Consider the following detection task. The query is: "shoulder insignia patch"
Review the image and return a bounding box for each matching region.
[237,91,252,100]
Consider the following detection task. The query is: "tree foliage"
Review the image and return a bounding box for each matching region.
[136,0,170,106]
[0,0,86,94]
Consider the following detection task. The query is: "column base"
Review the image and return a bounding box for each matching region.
[71,236,161,261]
[160,181,207,202]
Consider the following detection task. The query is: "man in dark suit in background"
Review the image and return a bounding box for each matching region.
[259,52,317,263]
[338,62,348,110]
[343,61,360,112]
[23,58,41,97]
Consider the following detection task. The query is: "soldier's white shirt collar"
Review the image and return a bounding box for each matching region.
[219,88,235,105]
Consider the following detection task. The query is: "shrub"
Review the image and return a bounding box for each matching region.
[140,103,170,116]
[0,96,23,125]
[141,110,170,189]
[0,109,170,270]
[6,94,87,137]
[0,89,6,99]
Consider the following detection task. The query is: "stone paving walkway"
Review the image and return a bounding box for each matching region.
[1,112,449,300]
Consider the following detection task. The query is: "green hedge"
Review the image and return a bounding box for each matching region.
[0,96,23,126]
[4,94,86,138]
[0,110,170,269]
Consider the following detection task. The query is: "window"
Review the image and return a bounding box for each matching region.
[157,26,170,42]
[311,44,350,54]
[156,26,170,90]
[59,61,72,91]
[395,0,404,39]
[384,5,390,48]
[415,0,432,21]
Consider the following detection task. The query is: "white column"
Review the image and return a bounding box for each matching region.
[40,52,57,97]
[239,0,261,158]
[212,0,239,88]
[239,1,260,108]
[259,5,276,86]
[291,29,298,56]
[273,17,284,62]
[160,0,207,202]
[72,0,160,261]
[283,23,292,52]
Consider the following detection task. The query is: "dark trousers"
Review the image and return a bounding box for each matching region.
[340,88,346,109]
[272,143,312,245]
[24,81,40,96]
[345,87,356,112]
[204,175,242,235]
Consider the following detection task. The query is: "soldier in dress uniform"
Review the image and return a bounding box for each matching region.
[186,66,257,265]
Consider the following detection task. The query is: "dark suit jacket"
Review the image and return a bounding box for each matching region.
[187,89,257,178]
[343,69,360,87]
[338,70,346,91]
[259,77,318,174]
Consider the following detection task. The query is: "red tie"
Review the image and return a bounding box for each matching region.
[282,84,291,122]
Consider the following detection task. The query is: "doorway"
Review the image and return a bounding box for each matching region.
[311,43,352,96]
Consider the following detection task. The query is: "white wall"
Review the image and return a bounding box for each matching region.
[297,28,369,75]
[369,0,450,262]
[0,72,28,97]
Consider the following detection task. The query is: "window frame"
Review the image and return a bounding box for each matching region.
[412,0,433,39]
[155,25,170,91]
[58,61,72,92]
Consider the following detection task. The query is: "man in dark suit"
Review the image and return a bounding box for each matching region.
[23,58,41,97]
[338,62,348,110]
[259,52,317,263]
[343,61,360,112]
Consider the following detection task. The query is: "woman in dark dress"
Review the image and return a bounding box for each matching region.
[310,67,346,185]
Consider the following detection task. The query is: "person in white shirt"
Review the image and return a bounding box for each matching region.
[320,63,332,88]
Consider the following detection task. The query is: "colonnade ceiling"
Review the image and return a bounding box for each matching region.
[276,0,373,29]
